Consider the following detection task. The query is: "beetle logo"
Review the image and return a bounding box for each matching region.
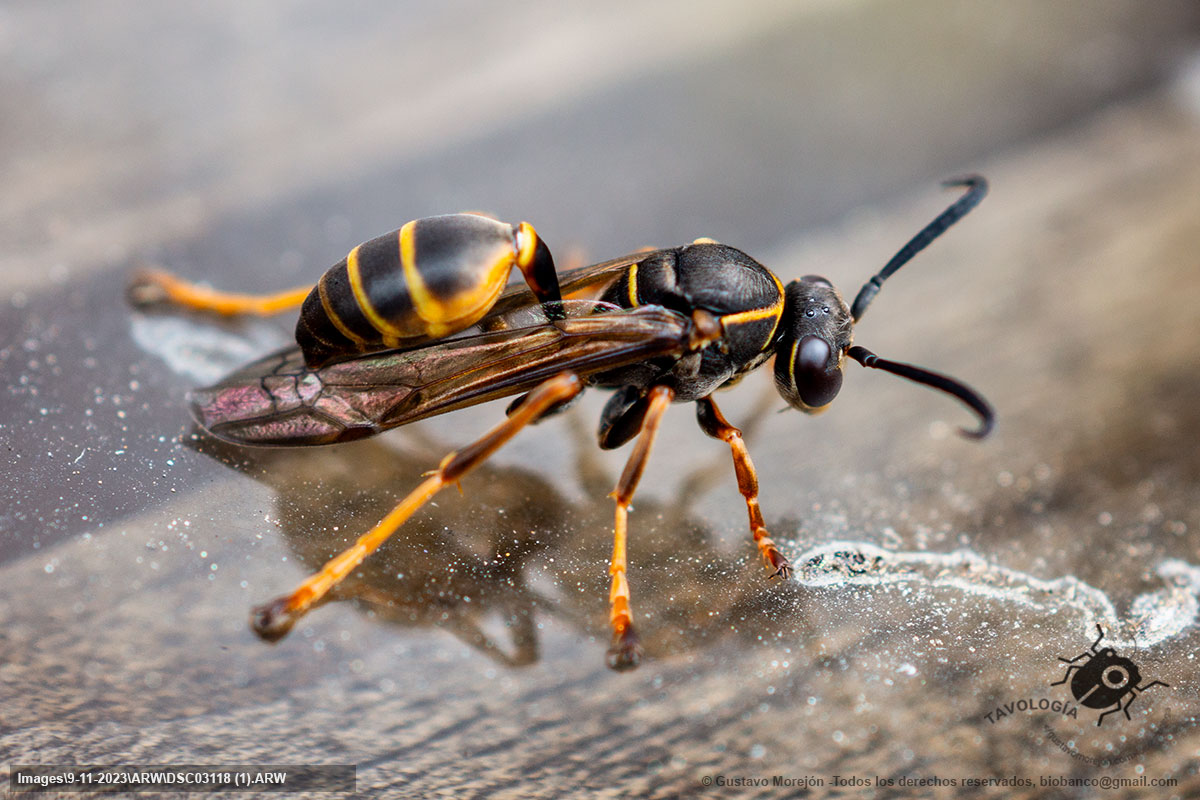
[1051,625,1169,726]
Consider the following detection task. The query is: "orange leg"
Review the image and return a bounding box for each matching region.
[128,269,312,316]
[606,384,675,670]
[696,396,792,579]
[252,372,584,641]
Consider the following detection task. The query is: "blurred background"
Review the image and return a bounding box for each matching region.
[3,1,1200,796]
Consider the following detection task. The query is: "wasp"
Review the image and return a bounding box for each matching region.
[130,177,994,670]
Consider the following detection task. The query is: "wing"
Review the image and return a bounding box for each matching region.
[190,304,691,446]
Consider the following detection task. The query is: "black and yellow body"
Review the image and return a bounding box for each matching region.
[130,176,995,671]
[295,214,562,368]
[592,243,785,402]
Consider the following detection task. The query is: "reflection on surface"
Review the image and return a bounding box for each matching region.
[190,413,806,668]
[180,353,1200,672]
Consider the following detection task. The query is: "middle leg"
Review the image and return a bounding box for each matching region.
[606,384,675,670]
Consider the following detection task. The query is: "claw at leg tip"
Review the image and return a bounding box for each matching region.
[764,550,793,580]
[251,596,299,642]
[606,627,643,671]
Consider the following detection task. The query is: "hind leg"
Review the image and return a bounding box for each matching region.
[128,269,311,316]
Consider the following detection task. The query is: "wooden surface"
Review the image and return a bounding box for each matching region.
[3,3,1200,798]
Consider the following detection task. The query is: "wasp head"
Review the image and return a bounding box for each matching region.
[774,276,853,412]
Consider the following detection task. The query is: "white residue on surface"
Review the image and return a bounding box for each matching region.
[793,541,1200,649]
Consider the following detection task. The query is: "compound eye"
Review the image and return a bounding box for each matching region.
[801,274,833,287]
[794,335,843,408]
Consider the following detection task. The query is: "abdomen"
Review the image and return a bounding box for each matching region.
[295,214,531,367]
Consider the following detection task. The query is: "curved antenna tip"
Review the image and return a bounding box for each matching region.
[957,415,994,440]
[849,345,995,441]
[850,175,989,322]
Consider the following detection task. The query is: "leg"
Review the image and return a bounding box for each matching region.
[695,396,792,579]
[606,384,674,670]
[675,380,778,511]
[252,372,583,640]
[128,269,311,316]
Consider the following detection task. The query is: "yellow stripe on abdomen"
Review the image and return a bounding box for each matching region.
[346,242,406,339]
[317,273,368,346]
[401,221,513,336]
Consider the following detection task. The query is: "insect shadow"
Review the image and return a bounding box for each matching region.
[185,397,809,668]
[1051,624,1169,726]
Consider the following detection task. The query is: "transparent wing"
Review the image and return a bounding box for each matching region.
[190,304,691,446]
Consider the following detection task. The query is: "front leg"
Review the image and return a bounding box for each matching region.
[695,396,792,579]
